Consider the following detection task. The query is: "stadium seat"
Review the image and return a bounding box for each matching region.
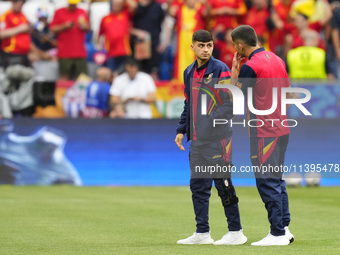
[0,2,11,17]
[89,2,110,42]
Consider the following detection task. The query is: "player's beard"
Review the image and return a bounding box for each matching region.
[237,50,246,58]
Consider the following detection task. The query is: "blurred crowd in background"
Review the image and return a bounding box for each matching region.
[0,0,340,118]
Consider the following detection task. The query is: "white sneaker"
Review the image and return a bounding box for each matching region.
[285,226,294,243]
[177,232,214,244]
[214,229,247,245]
[251,233,290,246]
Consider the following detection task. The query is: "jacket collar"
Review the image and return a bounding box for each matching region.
[249,47,265,60]
[188,56,216,75]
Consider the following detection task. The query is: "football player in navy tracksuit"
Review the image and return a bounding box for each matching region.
[175,30,247,245]
[230,25,294,246]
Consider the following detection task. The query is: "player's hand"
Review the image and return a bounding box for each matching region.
[133,96,142,102]
[136,30,149,40]
[157,43,168,53]
[65,21,74,29]
[232,52,244,71]
[175,133,185,151]
[17,24,30,33]
[223,7,234,15]
[124,98,133,103]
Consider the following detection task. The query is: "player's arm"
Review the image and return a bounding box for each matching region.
[139,92,156,104]
[109,95,121,105]
[130,28,149,40]
[200,0,211,17]
[230,52,256,101]
[97,18,106,48]
[50,21,74,33]
[157,16,175,53]
[331,20,340,62]
[109,95,126,118]
[167,0,179,18]
[230,52,244,84]
[210,5,240,16]
[175,95,188,151]
[175,71,189,151]
[213,0,247,16]
[319,0,332,26]
[126,0,138,14]
[78,14,90,32]
[0,23,30,39]
[175,100,187,151]
[30,43,51,60]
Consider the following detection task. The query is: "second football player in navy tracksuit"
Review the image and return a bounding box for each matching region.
[175,30,247,245]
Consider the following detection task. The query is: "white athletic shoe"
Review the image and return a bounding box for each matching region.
[177,232,214,244]
[214,229,247,245]
[285,226,294,243]
[251,233,290,246]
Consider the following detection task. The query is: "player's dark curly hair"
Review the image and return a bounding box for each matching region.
[192,30,213,43]
[231,25,258,47]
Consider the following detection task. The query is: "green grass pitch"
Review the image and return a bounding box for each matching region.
[0,186,339,255]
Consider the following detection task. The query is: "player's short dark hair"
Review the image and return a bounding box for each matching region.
[192,30,213,43]
[125,57,139,67]
[231,25,257,47]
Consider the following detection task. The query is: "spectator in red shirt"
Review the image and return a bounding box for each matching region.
[50,0,90,80]
[209,0,247,32]
[214,28,235,68]
[244,0,270,38]
[98,0,137,72]
[0,0,31,68]
[214,28,249,69]
[284,12,326,58]
[266,0,295,56]
[168,0,209,82]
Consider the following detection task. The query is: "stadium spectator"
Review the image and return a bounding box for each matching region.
[289,0,332,34]
[214,28,237,69]
[50,0,90,80]
[287,30,332,79]
[244,0,270,46]
[109,58,156,119]
[130,0,165,80]
[0,0,31,68]
[284,12,326,58]
[82,67,112,118]
[209,0,247,32]
[265,0,295,56]
[98,0,137,72]
[168,0,209,82]
[29,7,57,62]
[331,2,340,77]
